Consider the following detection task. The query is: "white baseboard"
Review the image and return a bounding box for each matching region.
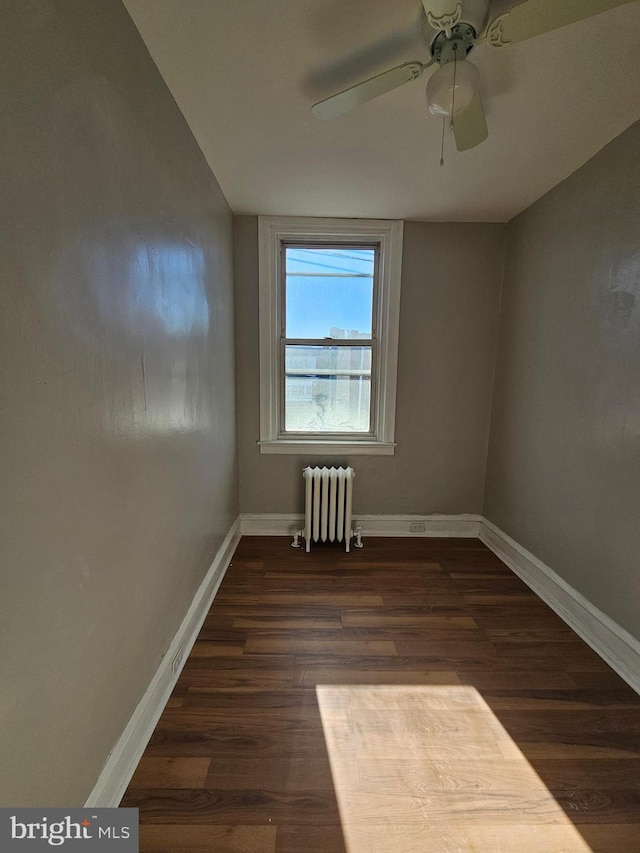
[84,517,241,807]
[240,513,482,538]
[480,518,640,696]
[356,514,481,537]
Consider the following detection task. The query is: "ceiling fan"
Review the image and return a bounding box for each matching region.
[312,0,637,152]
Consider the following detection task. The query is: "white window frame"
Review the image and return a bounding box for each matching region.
[258,216,403,455]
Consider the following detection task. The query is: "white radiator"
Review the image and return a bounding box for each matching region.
[294,466,362,553]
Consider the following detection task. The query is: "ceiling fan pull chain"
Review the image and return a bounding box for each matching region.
[440,116,446,166]
[450,43,458,127]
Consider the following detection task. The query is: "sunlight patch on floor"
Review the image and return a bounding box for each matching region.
[316,684,592,853]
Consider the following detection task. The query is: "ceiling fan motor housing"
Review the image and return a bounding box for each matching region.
[430,24,477,64]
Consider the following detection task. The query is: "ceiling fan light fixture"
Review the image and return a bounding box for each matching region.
[426,57,479,117]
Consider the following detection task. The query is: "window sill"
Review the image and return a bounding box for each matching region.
[258,440,396,456]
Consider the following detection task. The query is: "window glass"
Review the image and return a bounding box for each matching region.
[284,345,372,433]
[285,247,374,339]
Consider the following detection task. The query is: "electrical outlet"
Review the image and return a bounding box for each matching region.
[171,644,184,677]
[409,522,426,533]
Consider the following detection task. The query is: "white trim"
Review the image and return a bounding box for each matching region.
[356,514,482,537]
[258,216,403,453]
[240,513,481,538]
[84,517,241,807]
[258,440,396,455]
[480,518,640,696]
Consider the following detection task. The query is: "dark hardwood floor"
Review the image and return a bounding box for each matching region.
[122,537,640,852]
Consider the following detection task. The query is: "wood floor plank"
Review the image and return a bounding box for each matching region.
[178,689,344,711]
[341,611,476,628]
[319,788,572,825]
[338,624,488,641]
[145,728,341,760]
[356,757,640,795]
[393,639,500,658]
[219,593,385,606]
[204,753,338,792]
[508,742,640,760]
[210,605,343,617]
[457,670,579,689]
[232,616,342,629]
[265,566,444,578]
[340,823,593,853]
[294,667,462,688]
[464,593,550,605]
[124,536,640,852]
[495,708,640,737]
[275,824,346,853]
[139,824,276,853]
[129,758,211,789]
[491,640,610,665]
[482,688,640,711]
[189,641,246,658]
[245,637,398,656]
[381,594,465,606]
[126,788,342,825]
[457,604,568,619]
[292,653,561,673]
[482,626,580,641]
[473,613,572,630]
[564,670,632,689]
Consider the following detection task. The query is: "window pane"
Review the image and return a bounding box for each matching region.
[284,345,371,433]
[286,247,375,276]
[285,247,374,339]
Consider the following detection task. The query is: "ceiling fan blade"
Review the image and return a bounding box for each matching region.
[312,61,425,120]
[421,1,463,34]
[486,0,638,47]
[453,91,488,151]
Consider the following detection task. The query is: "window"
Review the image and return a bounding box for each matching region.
[258,217,403,455]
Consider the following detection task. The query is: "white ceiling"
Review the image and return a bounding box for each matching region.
[124,0,640,222]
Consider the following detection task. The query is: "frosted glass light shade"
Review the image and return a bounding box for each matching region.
[426,59,479,117]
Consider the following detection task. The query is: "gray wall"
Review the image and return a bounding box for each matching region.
[485,120,640,640]
[0,0,238,805]
[235,217,504,515]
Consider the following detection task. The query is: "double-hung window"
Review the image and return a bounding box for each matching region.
[258,217,403,455]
